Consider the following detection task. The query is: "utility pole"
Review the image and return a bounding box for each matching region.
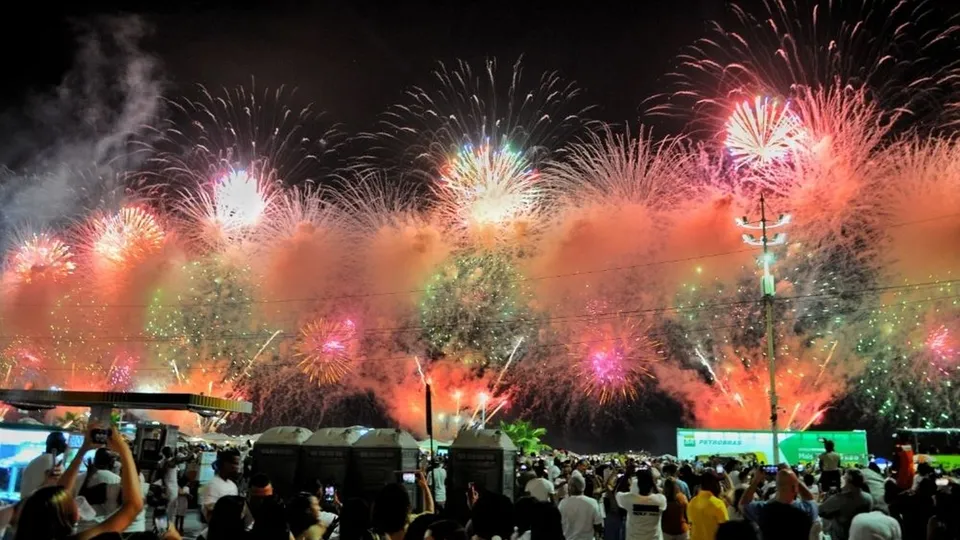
[737,193,790,463]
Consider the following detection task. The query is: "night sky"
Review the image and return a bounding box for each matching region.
[0,0,778,452]
[0,1,725,130]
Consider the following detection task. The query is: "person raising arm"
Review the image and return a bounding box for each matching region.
[60,424,144,539]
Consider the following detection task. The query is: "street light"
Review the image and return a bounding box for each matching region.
[737,194,790,463]
[478,392,489,429]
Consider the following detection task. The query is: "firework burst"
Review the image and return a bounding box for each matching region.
[545,126,696,209]
[332,170,452,299]
[367,58,596,180]
[573,317,657,405]
[725,96,804,169]
[435,143,541,244]
[0,341,45,387]
[256,185,341,244]
[5,232,77,284]
[151,83,343,193]
[296,318,358,385]
[179,169,276,249]
[107,352,137,390]
[87,206,165,267]
[649,0,960,130]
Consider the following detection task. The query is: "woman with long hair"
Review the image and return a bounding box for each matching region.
[660,478,689,540]
[15,424,143,540]
[204,495,251,540]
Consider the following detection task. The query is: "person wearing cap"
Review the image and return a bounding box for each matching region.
[19,431,68,501]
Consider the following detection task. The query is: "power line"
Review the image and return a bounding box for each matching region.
[3,281,956,345]
[4,209,956,310]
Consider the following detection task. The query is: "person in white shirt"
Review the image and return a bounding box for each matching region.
[849,510,902,540]
[73,448,123,532]
[819,439,842,493]
[427,461,447,508]
[548,458,562,484]
[616,468,667,540]
[158,446,182,522]
[525,469,556,502]
[559,474,603,540]
[18,431,67,501]
[201,448,244,521]
[124,469,149,533]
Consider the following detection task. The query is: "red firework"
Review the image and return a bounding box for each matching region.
[296,318,358,385]
[6,233,77,284]
[90,206,165,267]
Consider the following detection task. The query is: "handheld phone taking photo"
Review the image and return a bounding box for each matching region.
[324,486,335,501]
[402,472,416,484]
[91,428,110,445]
[715,465,725,474]
[762,465,779,476]
[154,515,169,531]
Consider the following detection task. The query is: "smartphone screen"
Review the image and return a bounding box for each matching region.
[763,465,778,475]
[402,472,416,484]
[716,465,725,474]
[91,429,109,445]
[155,515,168,530]
[324,486,335,499]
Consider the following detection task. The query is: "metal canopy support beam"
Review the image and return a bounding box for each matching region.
[0,389,252,414]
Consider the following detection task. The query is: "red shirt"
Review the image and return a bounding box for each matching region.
[895,444,915,490]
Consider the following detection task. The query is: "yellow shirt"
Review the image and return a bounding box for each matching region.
[686,491,728,540]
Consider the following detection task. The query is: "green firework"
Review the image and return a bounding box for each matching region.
[420,252,536,366]
[146,259,275,382]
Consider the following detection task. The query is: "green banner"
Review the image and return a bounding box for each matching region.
[676,429,868,467]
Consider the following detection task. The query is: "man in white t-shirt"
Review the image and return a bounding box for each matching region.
[201,448,243,520]
[73,449,123,532]
[616,469,667,540]
[525,470,556,502]
[849,510,902,540]
[19,431,67,501]
[548,458,562,483]
[559,475,603,540]
[197,448,250,539]
[427,462,447,508]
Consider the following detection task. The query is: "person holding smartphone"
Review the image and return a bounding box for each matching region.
[15,423,144,540]
[19,432,67,501]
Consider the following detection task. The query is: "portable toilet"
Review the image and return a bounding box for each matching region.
[253,426,312,498]
[350,428,420,505]
[448,429,518,511]
[300,426,369,494]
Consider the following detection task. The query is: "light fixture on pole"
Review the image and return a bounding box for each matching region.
[736,193,790,463]
[478,392,489,429]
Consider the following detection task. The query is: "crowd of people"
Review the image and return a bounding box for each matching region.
[3,428,960,540]
[512,439,960,540]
